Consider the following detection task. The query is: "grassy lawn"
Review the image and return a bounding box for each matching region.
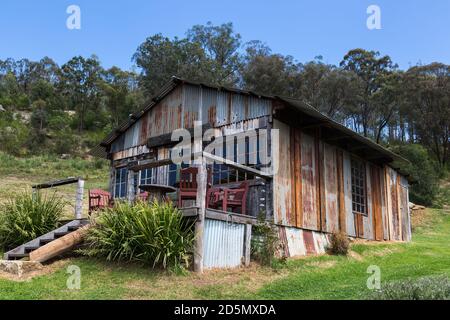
[0,152,109,218]
[0,153,449,299]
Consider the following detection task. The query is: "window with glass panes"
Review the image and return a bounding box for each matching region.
[114,167,128,198]
[351,158,367,215]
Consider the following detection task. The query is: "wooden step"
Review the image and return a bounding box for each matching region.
[39,238,55,245]
[54,231,69,238]
[24,246,40,253]
[7,253,29,260]
[68,225,80,231]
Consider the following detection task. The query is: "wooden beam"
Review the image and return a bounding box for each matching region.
[128,158,172,171]
[193,157,207,273]
[244,224,252,267]
[180,207,198,217]
[29,225,90,263]
[202,152,273,178]
[32,177,81,189]
[205,209,259,225]
[75,179,84,219]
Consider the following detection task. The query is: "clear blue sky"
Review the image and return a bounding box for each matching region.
[0,0,449,71]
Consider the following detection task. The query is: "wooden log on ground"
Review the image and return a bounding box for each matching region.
[29,225,90,263]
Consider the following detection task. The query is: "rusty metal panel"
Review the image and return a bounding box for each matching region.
[248,96,271,119]
[111,134,125,153]
[284,227,306,257]
[302,230,316,254]
[343,151,356,237]
[203,218,245,269]
[312,231,329,254]
[215,91,229,126]
[273,120,292,225]
[202,87,218,126]
[231,94,246,123]
[182,84,200,129]
[148,85,183,138]
[323,144,339,233]
[301,133,319,230]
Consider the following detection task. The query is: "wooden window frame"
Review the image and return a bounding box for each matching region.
[350,157,368,216]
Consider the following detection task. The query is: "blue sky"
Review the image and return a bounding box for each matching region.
[0,0,449,71]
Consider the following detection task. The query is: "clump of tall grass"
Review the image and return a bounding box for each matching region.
[81,201,195,270]
[0,191,66,250]
[368,275,450,300]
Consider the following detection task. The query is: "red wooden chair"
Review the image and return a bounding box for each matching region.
[178,167,212,207]
[209,181,249,214]
[137,192,149,202]
[88,189,113,213]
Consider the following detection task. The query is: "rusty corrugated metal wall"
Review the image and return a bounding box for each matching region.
[110,84,272,160]
[272,120,412,255]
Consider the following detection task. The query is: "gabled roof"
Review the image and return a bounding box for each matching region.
[94,76,409,175]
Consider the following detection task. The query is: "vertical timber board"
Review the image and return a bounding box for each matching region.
[315,129,326,231]
[379,167,389,241]
[396,172,403,241]
[244,224,252,266]
[384,166,393,240]
[400,176,411,241]
[343,151,356,237]
[301,133,319,230]
[324,144,339,233]
[194,157,207,273]
[363,163,374,240]
[336,149,346,233]
[390,169,400,240]
[289,128,297,226]
[371,165,384,241]
[294,129,302,228]
[272,120,291,225]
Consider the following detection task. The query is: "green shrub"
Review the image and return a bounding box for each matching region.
[369,275,450,300]
[0,192,66,250]
[328,231,350,255]
[390,144,440,206]
[81,201,194,270]
[251,213,286,267]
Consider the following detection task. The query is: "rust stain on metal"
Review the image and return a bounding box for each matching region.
[302,230,315,254]
[301,133,318,230]
[294,129,302,228]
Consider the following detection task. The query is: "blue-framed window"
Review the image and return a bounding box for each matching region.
[140,168,156,185]
[114,167,128,198]
[140,163,179,188]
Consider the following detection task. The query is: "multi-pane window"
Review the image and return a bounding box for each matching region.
[114,167,128,198]
[351,158,367,215]
[140,168,156,185]
[140,163,178,187]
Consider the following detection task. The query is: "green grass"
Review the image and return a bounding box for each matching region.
[0,152,109,218]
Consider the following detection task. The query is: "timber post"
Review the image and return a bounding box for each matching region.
[193,155,207,273]
[75,178,84,219]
